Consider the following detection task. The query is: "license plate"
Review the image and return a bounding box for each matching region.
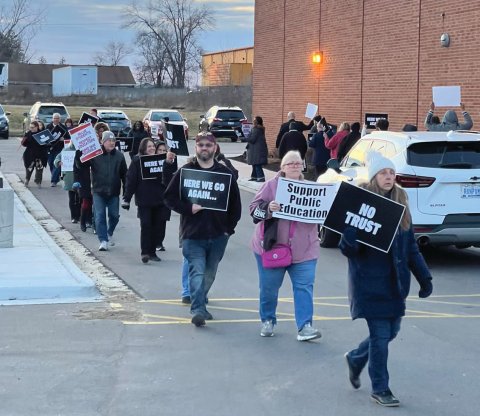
[228,122,234,125]
[461,184,480,198]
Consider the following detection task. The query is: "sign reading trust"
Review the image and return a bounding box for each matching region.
[180,169,232,211]
[272,178,337,224]
[323,181,405,253]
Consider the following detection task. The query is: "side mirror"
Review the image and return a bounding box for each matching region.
[199,115,204,119]
[23,112,28,117]
[327,158,341,173]
[6,111,11,116]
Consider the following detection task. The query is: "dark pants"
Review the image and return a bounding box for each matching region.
[138,205,166,256]
[250,164,265,180]
[48,150,61,184]
[68,190,81,221]
[25,166,43,184]
[80,197,93,227]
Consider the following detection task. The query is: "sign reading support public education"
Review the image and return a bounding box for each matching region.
[364,113,388,129]
[180,169,232,211]
[33,129,56,146]
[140,154,167,180]
[61,150,76,173]
[165,123,189,156]
[323,181,405,253]
[272,178,337,224]
[69,122,103,162]
[116,137,133,152]
[79,112,99,126]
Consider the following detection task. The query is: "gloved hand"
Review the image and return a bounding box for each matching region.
[419,279,433,298]
[121,200,130,210]
[72,182,81,190]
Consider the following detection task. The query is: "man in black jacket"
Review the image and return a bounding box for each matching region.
[275,111,314,149]
[47,113,69,187]
[165,132,242,327]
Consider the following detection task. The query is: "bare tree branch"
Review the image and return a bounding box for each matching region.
[92,41,133,66]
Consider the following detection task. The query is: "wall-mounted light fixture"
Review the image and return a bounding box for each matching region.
[440,12,450,47]
[312,52,323,64]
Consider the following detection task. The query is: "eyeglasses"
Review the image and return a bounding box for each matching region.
[196,142,214,148]
[283,162,303,167]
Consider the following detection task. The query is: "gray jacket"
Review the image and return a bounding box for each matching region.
[424,110,473,131]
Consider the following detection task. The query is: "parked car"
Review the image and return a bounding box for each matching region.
[142,109,188,140]
[97,109,131,137]
[0,104,10,139]
[23,102,70,131]
[199,106,248,142]
[317,130,480,249]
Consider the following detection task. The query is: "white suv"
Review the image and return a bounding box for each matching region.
[317,130,480,249]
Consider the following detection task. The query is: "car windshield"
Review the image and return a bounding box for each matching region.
[216,110,245,120]
[151,111,183,122]
[408,141,480,169]
[99,112,127,120]
[38,106,68,116]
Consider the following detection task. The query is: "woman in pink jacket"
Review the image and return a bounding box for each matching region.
[324,122,350,159]
[249,150,321,341]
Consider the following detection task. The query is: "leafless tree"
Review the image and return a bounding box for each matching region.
[92,41,133,66]
[58,56,66,65]
[0,0,45,62]
[123,0,214,88]
[134,31,171,86]
[37,55,47,64]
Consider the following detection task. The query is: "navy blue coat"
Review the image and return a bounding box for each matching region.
[339,226,432,320]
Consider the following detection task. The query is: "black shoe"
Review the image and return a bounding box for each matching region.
[248,178,257,181]
[257,178,265,182]
[149,254,161,262]
[371,390,400,407]
[141,255,149,263]
[191,313,206,327]
[344,352,361,389]
[204,310,213,320]
[80,223,87,232]
[156,245,166,252]
[181,296,191,304]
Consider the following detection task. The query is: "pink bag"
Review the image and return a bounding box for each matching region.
[260,221,296,269]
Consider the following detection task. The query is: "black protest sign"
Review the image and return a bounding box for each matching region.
[51,124,67,141]
[323,181,405,252]
[33,129,56,146]
[140,154,167,180]
[180,168,232,211]
[164,123,189,156]
[364,113,388,129]
[79,112,99,126]
[116,137,133,152]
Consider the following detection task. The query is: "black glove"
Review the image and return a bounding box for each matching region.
[121,200,130,210]
[419,279,433,298]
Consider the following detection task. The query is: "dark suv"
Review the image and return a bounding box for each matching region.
[97,109,132,137]
[199,106,247,142]
[0,104,10,139]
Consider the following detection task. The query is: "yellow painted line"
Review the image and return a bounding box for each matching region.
[405,309,463,318]
[143,313,191,322]
[408,299,480,308]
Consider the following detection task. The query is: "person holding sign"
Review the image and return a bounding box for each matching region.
[249,151,321,341]
[164,132,241,328]
[122,138,175,263]
[424,101,473,132]
[21,121,49,188]
[340,152,433,407]
[47,113,69,187]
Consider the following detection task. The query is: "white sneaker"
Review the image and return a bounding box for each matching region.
[260,320,274,337]
[108,234,115,246]
[297,323,321,341]
[99,241,108,251]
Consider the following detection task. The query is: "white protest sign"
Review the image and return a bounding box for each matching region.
[272,177,337,224]
[69,122,103,162]
[241,123,253,137]
[61,150,76,173]
[432,86,461,107]
[305,103,318,120]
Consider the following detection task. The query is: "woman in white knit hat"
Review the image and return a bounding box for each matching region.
[339,151,434,407]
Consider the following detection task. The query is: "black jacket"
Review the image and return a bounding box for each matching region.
[22,131,49,168]
[129,128,149,159]
[276,119,313,148]
[164,158,242,240]
[278,130,308,159]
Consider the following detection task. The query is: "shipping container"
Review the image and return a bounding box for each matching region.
[52,66,98,96]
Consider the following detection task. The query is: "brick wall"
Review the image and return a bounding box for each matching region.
[254,0,480,149]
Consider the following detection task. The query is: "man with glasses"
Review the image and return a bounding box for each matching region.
[165,132,242,327]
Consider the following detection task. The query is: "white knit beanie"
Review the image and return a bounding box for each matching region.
[366,151,396,181]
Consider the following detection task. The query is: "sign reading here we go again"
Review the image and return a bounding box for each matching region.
[180,169,232,211]
[323,181,405,253]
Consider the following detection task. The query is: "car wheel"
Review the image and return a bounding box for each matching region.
[318,225,340,248]
[230,137,238,142]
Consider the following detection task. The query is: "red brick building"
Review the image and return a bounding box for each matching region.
[253,0,480,148]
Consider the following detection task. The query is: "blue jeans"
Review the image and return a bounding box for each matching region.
[348,317,402,393]
[254,253,317,330]
[182,235,229,316]
[92,193,120,243]
[181,257,190,297]
[250,165,265,180]
[48,150,61,184]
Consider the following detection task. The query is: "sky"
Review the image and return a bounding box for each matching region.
[28,0,254,82]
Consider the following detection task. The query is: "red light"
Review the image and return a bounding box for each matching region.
[396,174,436,188]
[240,118,248,123]
[213,117,222,122]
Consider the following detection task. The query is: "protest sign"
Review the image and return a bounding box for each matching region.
[78,112,99,126]
[63,139,71,148]
[272,178,337,224]
[116,137,133,153]
[323,181,405,252]
[241,122,253,137]
[305,103,318,119]
[180,169,232,211]
[51,124,67,141]
[33,129,55,146]
[140,154,167,180]
[432,86,461,107]
[364,113,388,129]
[165,123,189,156]
[69,122,103,162]
[60,150,76,173]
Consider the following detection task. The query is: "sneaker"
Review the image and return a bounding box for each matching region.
[257,178,265,182]
[149,254,161,262]
[24,179,29,187]
[141,255,149,263]
[36,182,42,188]
[80,223,87,232]
[371,390,400,407]
[248,178,257,181]
[51,182,57,187]
[297,323,321,341]
[260,320,274,337]
[181,296,191,305]
[71,219,78,224]
[156,245,166,252]
[344,352,361,389]
[191,313,206,327]
[108,234,115,246]
[99,241,108,251]
[204,310,213,320]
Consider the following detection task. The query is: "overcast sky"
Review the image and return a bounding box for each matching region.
[29,0,254,70]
